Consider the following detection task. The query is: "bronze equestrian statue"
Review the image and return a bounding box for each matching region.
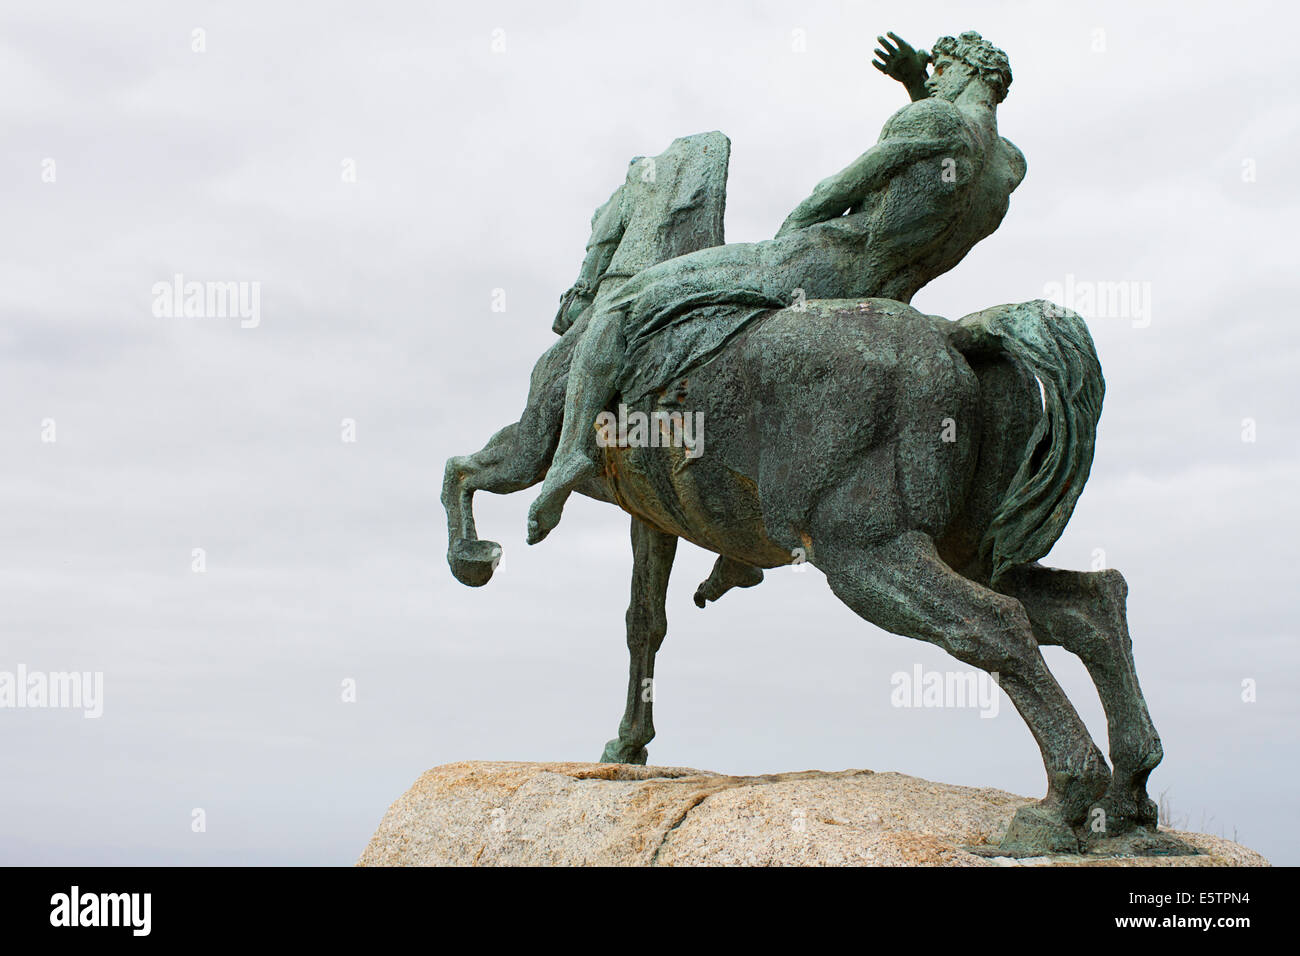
[441,32,1169,856]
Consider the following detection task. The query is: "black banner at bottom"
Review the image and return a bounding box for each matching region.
[0,864,1280,941]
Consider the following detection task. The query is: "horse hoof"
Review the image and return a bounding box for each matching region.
[599,739,648,765]
[448,539,502,587]
[1098,784,1159,834]
[997,804,1080,856]
[1081,826,1201,857]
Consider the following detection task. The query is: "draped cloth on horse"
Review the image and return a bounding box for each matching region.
[616,289,786,406]
[570,131,786,407]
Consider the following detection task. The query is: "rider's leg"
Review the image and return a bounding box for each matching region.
[526,305,626,544]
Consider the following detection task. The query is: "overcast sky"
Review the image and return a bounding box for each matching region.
[2,0,1297,866]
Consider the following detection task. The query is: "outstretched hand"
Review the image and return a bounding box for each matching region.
[872,32,930,101]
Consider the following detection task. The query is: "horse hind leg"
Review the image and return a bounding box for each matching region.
[817,530,1110,854]
[998,564,1165,841]
[693,556,764,608]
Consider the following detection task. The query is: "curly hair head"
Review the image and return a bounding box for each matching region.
[932,31,1012,103]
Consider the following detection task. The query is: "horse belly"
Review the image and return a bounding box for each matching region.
[603,413,793,568]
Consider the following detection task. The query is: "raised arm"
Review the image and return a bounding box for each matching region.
[872,32,931,103]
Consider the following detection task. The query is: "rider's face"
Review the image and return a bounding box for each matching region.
[924,57,974,101]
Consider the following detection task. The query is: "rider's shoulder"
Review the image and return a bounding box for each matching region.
[881,97,967,142]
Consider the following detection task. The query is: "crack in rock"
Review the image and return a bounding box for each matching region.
[650,787,731,864]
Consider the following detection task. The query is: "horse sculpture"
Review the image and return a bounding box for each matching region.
[442,36,1172,855]
[443,287,1174,856]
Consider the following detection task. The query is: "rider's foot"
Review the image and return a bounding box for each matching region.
[526,494,566,545]
[526,452,598,544]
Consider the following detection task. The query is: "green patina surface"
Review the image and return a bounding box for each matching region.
[441,31,1181,857]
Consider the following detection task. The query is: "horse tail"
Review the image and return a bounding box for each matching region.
[950,300,1104,584]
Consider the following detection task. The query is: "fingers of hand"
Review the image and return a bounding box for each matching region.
[886,31,913,54]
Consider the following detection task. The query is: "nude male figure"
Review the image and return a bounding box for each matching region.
[528,31,1025,546]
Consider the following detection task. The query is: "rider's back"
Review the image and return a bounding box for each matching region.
[823,97,1021,303]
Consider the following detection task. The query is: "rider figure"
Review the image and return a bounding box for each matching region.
[529,32,1023,545]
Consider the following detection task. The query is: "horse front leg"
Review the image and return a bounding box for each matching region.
[600,516,678,764]
[442,423,536,586]
[442,318,582,586]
